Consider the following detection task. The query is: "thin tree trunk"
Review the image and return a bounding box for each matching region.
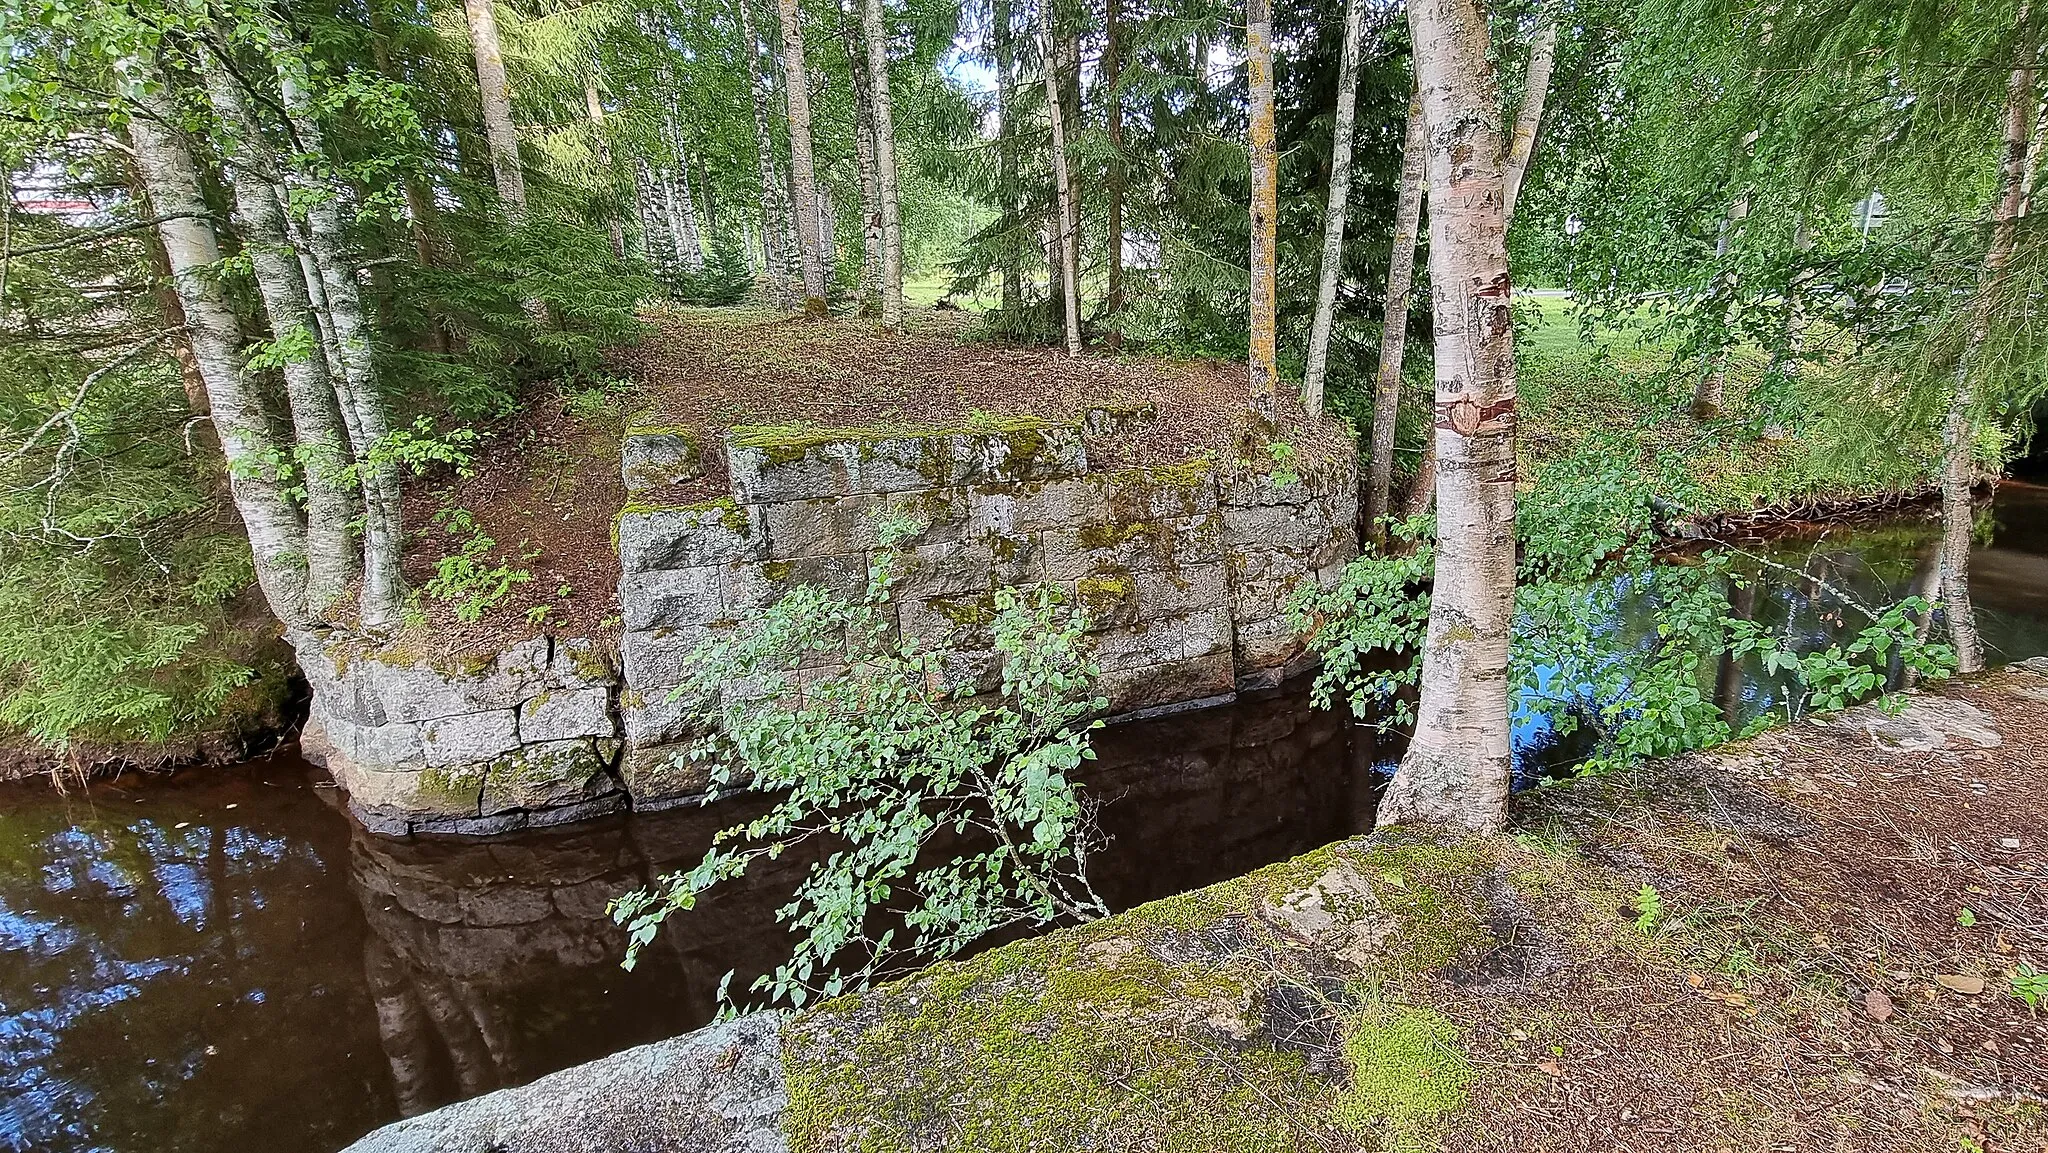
[199,52,360,615]
[1376,0,1519,834]
[1302,0,1368,417]
[739,0,795,308]
[1403,17,1554,518]
[462,0,526,221]
[1692,191,1750,420]
[1039,0,1082,356]
[270,47,407,631]
[126,65,310,627]
[1367,89,1427,546]
[585,81,627,259]
[1501,15,1558,220]
[777,0,829,316]
[994,0,1022,312]
[1941,23,2036,674]
[663,115,708,269]
[842,16,885,314]
[1103,0,1125,347]
[635,158,675,277]
[861,0,906,328]
[1247,0,1279,410]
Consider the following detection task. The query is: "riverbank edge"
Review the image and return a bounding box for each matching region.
[341,659,2048,1153]
[0,477,1986,792]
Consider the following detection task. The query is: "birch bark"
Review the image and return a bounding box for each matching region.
[994,0,1022,312]
[585,81,626,259]
[199,52,359,615]
[1247,0,1279,409]
[740,0,796,308]
[127,66,310,627]
[1302,0,1368,417]
[861,0,905,329]
[1367,90,1427,545]
[1376,0,1519,833]
[462,0,527,221]
[271,48,407,631]
[1039,0,1082,356]
[777,0,831,316]
[1941,24,2037,674]
[842,15,885,312]
[1103,0,1125,345]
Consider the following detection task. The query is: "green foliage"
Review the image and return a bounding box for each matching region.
[2014,964,2048,1011]
[691,229,755,307]
[1335,1001,1472,1149]
[611,522,1111,1011]
[1295,438,1956,780]
[1633,883,1663,934]
[420,508,535,623]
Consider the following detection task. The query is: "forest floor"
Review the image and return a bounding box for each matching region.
[772,661,2048,1153]
[398,304,1345,650]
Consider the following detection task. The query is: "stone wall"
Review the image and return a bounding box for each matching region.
[302,414,1357,835]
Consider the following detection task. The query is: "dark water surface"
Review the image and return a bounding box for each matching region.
[5,486,2046,1153]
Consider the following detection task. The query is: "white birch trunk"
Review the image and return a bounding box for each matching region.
[462,0,527,221]
[1377,0,1519,834]
[1692,191,1750,420]
[861,0,906,329]
[271,49,407,631]
[777,0,830,316]
[1501,16,1558,220]
[842,17,885,314]
[635,157,675,277]
[1247,0,1279,408]
[1941,31,2037,674]
[994,0,1022,312]
[1366,90,1427,546]
[1039,0,1081,356]
[585,81,627,260]
[740,0,796,308]
[127,65,310,627]
[1302,0,1368,417]
[199,51,359,615]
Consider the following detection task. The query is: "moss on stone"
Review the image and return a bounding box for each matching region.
[1334,1001,1472,1150]
[1076,520,1158,551]
[1076,567,1135,614]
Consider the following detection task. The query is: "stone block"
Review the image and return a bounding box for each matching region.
[343,764,478,825]
[960,424,1089,484]
[1099,651,1236,713]
[310,713,427,772]
[963,479,1108,538]
[622,626,720,690]
[617,504,759,574]
[722,554,869,614]
[479,739,620,815]
[1235,614,1307,670]
[727,437,861,503]
[922,648,1004,697]
[1041,514,1224,581]
[550,636,618,688]
[1091,621,1187,673]
[620,429,703,492]
[517,685,616,743]
[620,684,702,747]
[1074,564,1227,632]
[620,741,718,805]
[421,708,523,768]
[894,535,1039,601]
[853,434,975,492]
[621,566,726,630]
[1093,462,1218,522]
[1220,454,1355,508]
[898,593,1000,651]
[1222,500,1345,557]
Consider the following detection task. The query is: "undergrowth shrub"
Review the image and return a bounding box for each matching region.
[612,516,1111,1011]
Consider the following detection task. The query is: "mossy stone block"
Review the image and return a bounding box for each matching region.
[620,429,704,492]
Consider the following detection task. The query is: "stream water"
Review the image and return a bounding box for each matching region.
[5,485,2045,1153]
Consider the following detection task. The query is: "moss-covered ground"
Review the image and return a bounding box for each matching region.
[777,665,2048,1152]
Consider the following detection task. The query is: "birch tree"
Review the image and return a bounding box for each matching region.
[778,0,831,317]
[462,0,528,221]
[1039,0,1082,356]
[841,13,885,311]
[1377,0,1519,833]
[1103,0,1126,343]
[860,0,905,329]
[1301,0,1369,416]
[993,0,1023,312]
[1941,30,2036,674]
[1365,90,1426,544]
[1397,11,1557,523]
[125,60,311,627]
[198,50,359,615]
[584,80,626,259]
[1247,0,1279,408]
[740,0,796,307]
